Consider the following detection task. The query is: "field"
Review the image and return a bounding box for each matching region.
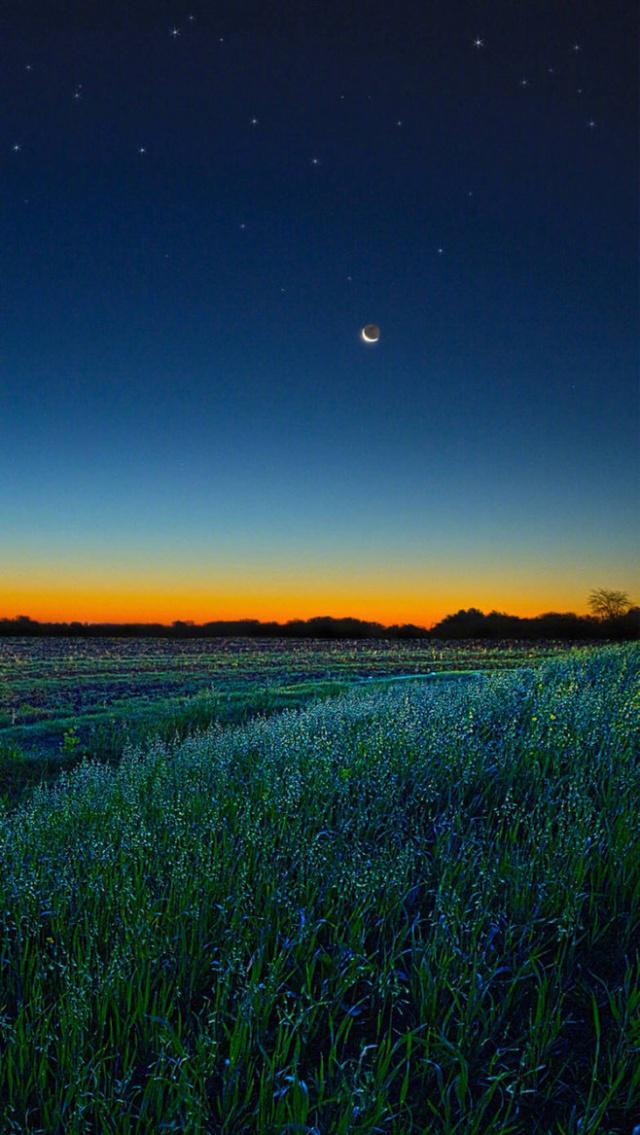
[1,637,574,798]
[0,642,638,1132]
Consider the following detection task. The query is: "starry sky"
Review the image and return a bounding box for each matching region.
[1,0,638,625]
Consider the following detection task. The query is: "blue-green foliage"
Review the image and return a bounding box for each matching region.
[0,646,638,1133]
[0,635,567,762]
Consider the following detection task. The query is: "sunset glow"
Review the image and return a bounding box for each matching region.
[1,1,637,630]
[3,551,636,627]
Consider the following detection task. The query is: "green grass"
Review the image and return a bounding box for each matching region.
[0,635,574,757]
[0,680,360,803]
[0,645,638,1132]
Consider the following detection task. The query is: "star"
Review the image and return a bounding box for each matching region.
[571,43,582,52]
[138,146,147,154]
[187,13,195,21]
[396,120,403,127]
[250,117,259,126]
[73,91,82,100]
[170,27,180,38]
[310,157,321,166]
[239,222,247,230]
[437,247,444,254]
[473,37,485,48]
[520,78,530,87]
[11,144,21,152]
[25,64,33,72]
[587,119,597,128]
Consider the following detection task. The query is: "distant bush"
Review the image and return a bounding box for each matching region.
[1,609,637,639]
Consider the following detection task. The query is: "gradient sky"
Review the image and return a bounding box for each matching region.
[1,0,638,625]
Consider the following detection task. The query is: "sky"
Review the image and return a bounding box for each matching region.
[1,0,638,626]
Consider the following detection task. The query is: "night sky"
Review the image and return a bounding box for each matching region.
[2,1,638,625]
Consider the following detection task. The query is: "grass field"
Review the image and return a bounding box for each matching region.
[1,637,577,799]
[0,643,638,1132]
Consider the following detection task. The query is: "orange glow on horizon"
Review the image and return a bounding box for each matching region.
[0,578,593,628]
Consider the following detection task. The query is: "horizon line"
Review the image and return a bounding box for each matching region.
[0,606,612,632]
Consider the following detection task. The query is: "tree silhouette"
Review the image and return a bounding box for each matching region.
[588,588,632,620]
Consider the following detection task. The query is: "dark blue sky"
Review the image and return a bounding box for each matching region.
[1,1,638,623]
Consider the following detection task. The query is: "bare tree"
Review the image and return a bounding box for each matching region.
[588,588,632,620]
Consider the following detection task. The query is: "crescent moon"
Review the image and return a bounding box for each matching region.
[361,324,380,343]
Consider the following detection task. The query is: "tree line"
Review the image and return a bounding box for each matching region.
[0,591,637,640]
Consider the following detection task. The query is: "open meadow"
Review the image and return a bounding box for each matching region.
[0,643,638,1132]
[1,636,571,799]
